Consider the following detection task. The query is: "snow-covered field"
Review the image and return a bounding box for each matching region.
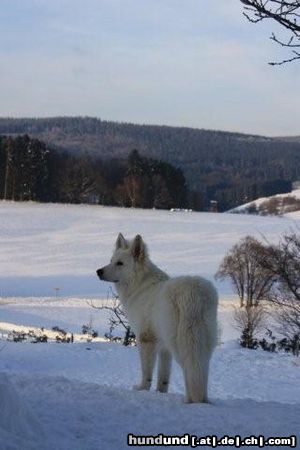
[1,200,299,298]
[0,201,300,450]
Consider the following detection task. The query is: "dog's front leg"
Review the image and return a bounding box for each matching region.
[134,341,157,391]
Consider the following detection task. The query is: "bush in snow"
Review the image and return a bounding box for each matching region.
[258,331,299,355]
[88,293,136,346]
[277,334,300,356]
[55,334,74,343]
[216,231,300,355]
[6,328,75,344]
[260,231,300,342]
[9,331,27,343]
[52,326,67,336]
[52,326,74,343]
[81,324,98,338]
[233,305,266,349]
[8,329,48,343]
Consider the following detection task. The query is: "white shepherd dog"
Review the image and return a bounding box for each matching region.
[97,233,218,403]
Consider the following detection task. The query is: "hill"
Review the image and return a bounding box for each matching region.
[1,116,300,209]
[276,136,300,143]
[230,187,300,216]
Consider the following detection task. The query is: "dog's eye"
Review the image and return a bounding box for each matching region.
[116,261,124,266]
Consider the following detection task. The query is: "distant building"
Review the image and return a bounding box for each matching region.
[210,200,218,213]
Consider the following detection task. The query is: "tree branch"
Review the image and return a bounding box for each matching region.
[240,0,300,64]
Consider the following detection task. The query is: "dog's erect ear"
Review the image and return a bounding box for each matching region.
[115,233,128,250]
[131,235,147,261]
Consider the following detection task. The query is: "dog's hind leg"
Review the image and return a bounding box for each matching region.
[156,349,172,393]
[176,318,207,403]
[186,353,213,403]
[182,357,205,403]
[201,353,210,403]
[134,340,157,391]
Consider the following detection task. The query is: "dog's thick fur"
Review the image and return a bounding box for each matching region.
[97,233,218,403]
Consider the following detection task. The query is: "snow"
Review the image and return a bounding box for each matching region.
[0,201,300,449]
[0,374,44,450]
[0,201,297,298]
[0,307,299,450]
[0,297,110,338]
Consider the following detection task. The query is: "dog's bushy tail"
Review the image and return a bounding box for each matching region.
[174,277,218,403]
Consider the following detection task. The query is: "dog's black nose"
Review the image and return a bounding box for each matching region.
[97,268,103,278]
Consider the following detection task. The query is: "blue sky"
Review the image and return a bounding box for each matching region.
[0,0,299,136]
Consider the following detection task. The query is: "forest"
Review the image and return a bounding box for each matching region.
[0,116,299,210]
[0,136,187,210]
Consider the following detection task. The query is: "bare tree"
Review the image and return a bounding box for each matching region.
[233,304,266,348]
[216,236,275,307]
[240,0,300,65]
[260,232,300,339]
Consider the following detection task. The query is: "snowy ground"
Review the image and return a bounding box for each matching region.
[1,297,299,450]
[0,201,300,449]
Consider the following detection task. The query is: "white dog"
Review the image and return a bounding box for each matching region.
[97,233,218,403]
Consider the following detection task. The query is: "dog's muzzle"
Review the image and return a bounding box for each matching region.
[96,268,118,283]
[96,268,104,279]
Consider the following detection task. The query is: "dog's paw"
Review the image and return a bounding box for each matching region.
[133,384,149,391]
[183,395,209,404]
[156,381,169,393]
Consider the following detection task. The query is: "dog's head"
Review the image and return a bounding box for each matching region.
[96,233,148,284]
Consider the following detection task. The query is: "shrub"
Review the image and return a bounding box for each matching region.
[234,305,266,349]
